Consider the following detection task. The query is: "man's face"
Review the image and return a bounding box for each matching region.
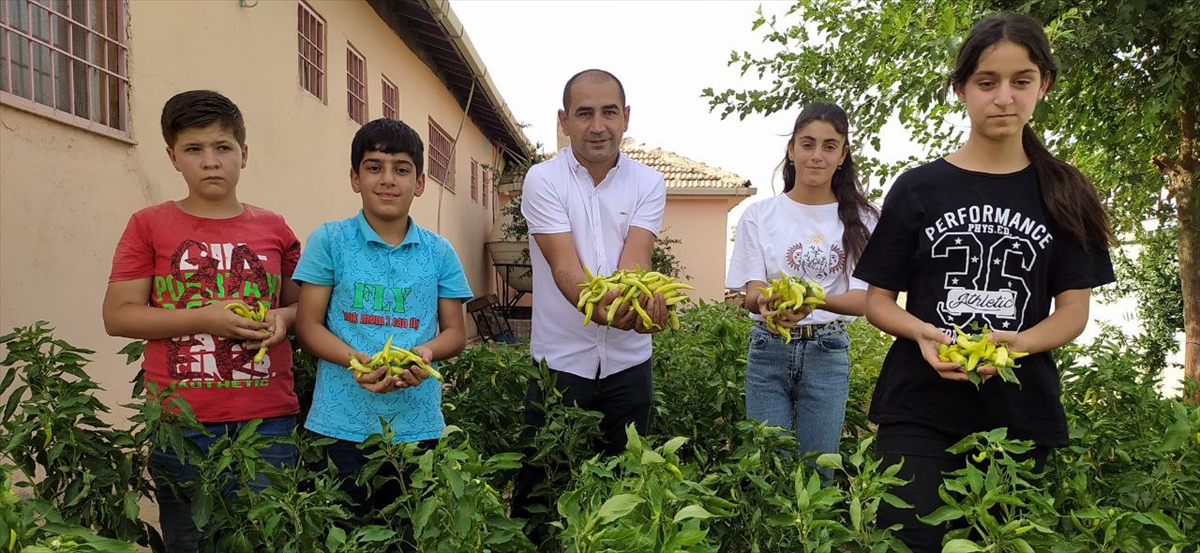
[558,78,629,171]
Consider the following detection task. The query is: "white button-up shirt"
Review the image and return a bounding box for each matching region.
[522,146,667,379]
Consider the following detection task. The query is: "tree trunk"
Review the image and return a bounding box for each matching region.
[1174,94,1198,404]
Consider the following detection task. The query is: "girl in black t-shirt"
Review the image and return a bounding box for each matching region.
[852,13,1116,551]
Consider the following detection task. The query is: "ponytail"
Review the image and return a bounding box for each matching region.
[1022,125,1115,250]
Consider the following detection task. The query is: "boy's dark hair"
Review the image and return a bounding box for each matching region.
[351,118,425,175]
[160,90,246,147]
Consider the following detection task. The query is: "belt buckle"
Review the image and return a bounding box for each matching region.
[797,324,816,340]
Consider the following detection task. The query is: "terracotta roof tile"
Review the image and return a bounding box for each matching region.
[540,138,752,191]
[619,137,752,190]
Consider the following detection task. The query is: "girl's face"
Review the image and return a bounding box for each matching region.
[956,40,1050,142]
[787,120,848,191]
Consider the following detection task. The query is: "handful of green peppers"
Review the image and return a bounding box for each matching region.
[938,325,1029,387]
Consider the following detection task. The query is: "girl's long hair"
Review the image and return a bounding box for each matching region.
[949,12,1115,250]
[780,102,879,265]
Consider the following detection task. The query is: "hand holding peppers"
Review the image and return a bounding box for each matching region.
[938,324,1030,387]
[347,335,441,393]
[757,275,826,344]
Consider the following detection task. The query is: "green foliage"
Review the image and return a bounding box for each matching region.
[2,310,1198,551]
[650,235,688,279]
[704,0,1198,387]
[0,322,159,550]
[1102,222,1184,373]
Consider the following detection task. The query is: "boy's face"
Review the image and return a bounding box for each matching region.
[167,123,248,203]
[351,150,425,224]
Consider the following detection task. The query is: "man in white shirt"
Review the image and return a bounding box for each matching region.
[511,68,669,534]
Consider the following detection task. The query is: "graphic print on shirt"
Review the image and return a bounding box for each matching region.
[785,234,845,281]
[337,282,422,330]
[926,205,1052,333]
[159,240,281,382]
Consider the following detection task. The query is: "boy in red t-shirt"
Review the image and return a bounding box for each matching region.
[102,90,301,552]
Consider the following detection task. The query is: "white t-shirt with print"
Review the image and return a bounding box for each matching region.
[726,193,875,325]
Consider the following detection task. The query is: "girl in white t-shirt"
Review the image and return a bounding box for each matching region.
[726,102,878,477]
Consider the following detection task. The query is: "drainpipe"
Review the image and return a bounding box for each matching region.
[423,0,532,160]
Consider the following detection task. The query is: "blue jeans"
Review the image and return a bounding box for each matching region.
[149,415,297,553]
[744,321,851,478]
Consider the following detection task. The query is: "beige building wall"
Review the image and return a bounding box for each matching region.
[661,196,738,302]
[1,0,500,421]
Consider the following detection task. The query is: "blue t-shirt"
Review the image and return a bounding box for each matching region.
[293,211,473,442]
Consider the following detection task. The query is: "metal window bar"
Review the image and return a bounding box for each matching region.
[0,0,127,132]
[297,2,325,101]
[346,46,365,124]
[381,77,396,119]
[470,159,478,202]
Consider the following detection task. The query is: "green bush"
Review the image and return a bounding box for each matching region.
[1,304,1197,552]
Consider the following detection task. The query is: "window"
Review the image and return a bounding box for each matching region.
[381,76,396,120]
[297,1,325,101]
[482,168,489,207]
[427,119,453,188]
[0,0,129,137]
[345,45,365,124]
[470,159,478,202]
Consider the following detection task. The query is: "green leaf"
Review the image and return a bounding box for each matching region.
[672,504,715,522]
[641,449,666,465]
[122,490,140,520]
[596,494,644,524]
[355,525,397,542]
[1155,402,1191,452]
[918,505,964,525]
[661,436,688,455]
[942,539,987,552]
[815,453,843,470]
[192,488,213,529]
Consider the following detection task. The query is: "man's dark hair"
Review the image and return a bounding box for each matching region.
[160,90,246,147]
[562,69,626,110]
[351,118,425,176]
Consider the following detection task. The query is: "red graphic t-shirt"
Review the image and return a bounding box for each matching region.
[109,201,301,422]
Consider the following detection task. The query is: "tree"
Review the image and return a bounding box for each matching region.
[705,0,1199,399]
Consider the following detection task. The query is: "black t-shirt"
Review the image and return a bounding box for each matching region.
[853,159,1115,446]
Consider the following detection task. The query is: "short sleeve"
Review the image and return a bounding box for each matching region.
[629,173,667,236]
[845,209,880,292]
[109,212,155,282]
[280,222,302,278]
[437,240,474,300]
[853,179,919,291]
[725,203,766,289]
[1048,236,1116,296]
[292,224,335,286]
[522,165,571,235]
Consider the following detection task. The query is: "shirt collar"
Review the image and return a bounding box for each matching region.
[355,210,422,248]
[563,145,623,181]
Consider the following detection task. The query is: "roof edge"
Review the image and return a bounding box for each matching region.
[410,0,534,162]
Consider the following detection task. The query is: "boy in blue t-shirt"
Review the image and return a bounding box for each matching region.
[293,118,473,514]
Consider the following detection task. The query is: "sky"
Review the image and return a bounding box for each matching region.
[450,0,1185,388]
[449,1,869,222]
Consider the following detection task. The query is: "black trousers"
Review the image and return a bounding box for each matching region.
[510,358,653,527]
[875,422,1048,553]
